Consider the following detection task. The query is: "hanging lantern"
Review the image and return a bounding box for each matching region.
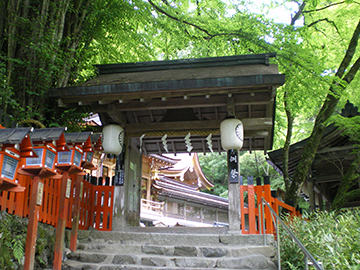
[56,145,82,168]
[81,134,100,170]
[220,117,244,150]
[56,132,93,174]
[19,128,68,179]
[0,128,35,192]
[82,151,94,164]
[102,124,124,155]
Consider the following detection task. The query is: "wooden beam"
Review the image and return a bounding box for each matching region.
[95,53,276,74]
[52,74,282,104]
[314,183,332,203]
[80,91,273,111]
[107,104,127,126]
[227,96,236,117]
[314,174,343,183]
[125,118,272,134]
[316,145,355,154]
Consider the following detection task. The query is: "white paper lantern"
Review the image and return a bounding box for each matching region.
[220,118,243,150]
[102,124,124,155]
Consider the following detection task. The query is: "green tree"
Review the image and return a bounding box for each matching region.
[0,0,155,128]
[145,0,360,208]
[2,0,360,209]
[329,114,360,210]
[198,153,228,196]
[199,151,283,197]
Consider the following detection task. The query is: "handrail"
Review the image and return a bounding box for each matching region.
[259,197,323,270]
[140,198,165,214]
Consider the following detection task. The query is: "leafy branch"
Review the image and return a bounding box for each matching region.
[287,18,360,206]
[307,18,342,38]
[291,2,306,26]
[302,1,354,14]
[148,0,216,39]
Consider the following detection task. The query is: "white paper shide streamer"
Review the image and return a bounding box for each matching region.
[139,134,145,153]
[161,134,169,153]
[206,133,214,153]
[185,132,193,152]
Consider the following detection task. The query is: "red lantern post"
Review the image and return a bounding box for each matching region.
[20,128,68,270]
[53,132,93,269]
[0,127,35,192]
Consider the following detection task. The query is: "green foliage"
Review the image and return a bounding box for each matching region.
[331,114,360,144]
[198,151,283,197]
[145,0,359,206]
[2,0,359,133]
[280,210,360,269]
[1,0,360,206]
[0,211,56,269]
[11,236,25,264]
[0,211,27,269]
[34,223,55,269]
[198,153,228,196]
[198,152,227,184]
[44,104,93,132]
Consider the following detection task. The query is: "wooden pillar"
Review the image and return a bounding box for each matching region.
[112,146,127,230]
[53,171,70,270]
[247,176,256,234]
[112,138,142,229]
[228,149,241,231]
[263,176,273,234]
[146,176,151,201]
[0,189,8,213]
[70,174,83,251]
[239,177,245,233]
[24,176,43,270]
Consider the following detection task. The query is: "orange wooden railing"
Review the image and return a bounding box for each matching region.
[0,174,114,231]
[240,176,300,235]
[1,173,299,235]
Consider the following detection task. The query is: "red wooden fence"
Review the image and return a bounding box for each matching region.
[240,175,300,235]
[1,173,299,235]
[0,174,114,231]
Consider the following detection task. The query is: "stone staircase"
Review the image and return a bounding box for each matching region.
[62,227,277,270]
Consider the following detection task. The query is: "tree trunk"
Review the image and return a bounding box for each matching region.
[283,90,294,194]
[286,92,340,205]
[330,150,360,211]
[285,19,360,206]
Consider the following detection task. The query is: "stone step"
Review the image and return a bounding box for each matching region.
[64,262,276,270]
[77,230,274,247]
[123,226,229,234]
[63,253,277,270]
[63,230,277,270]
[76,243,274,258]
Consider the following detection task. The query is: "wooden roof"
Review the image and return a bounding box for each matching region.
[153,176,228,209]
[148,154,180,166]
[267,102,360,208]
[0,127,33,144]
[29,127,66,142]
[49,53,285,154]
[159,153,214,190]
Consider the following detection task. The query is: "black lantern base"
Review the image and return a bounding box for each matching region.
[0,178,25,192]
[81,161,96,170]
[55,164,83,175]
[18,167,58,179]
